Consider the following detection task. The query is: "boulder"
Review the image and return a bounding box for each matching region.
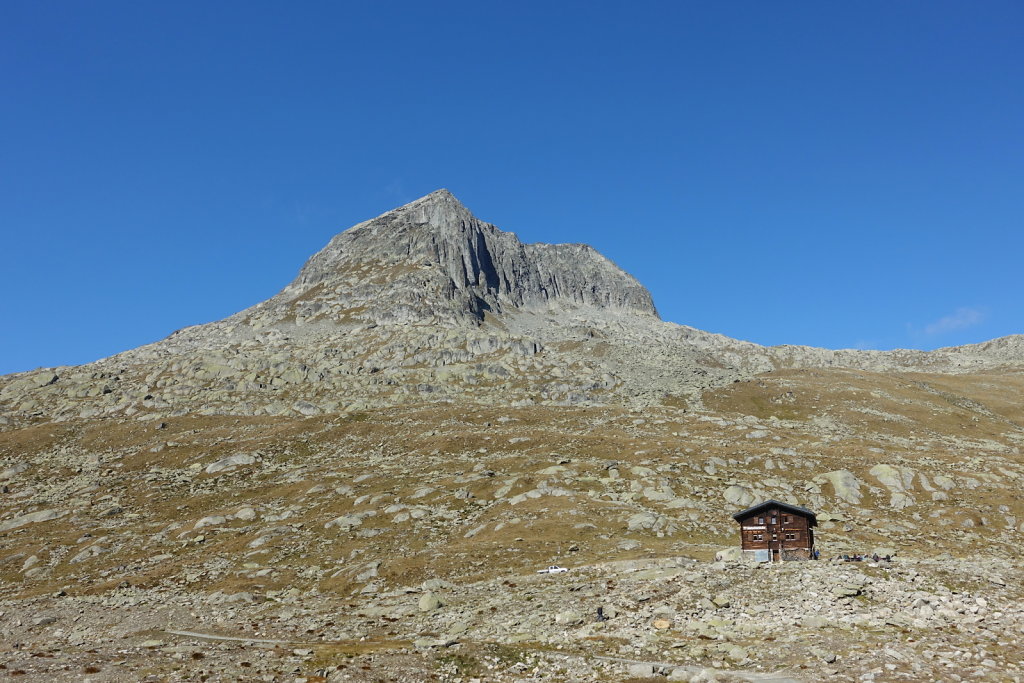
[325,514,363,531]
[0,463,28,481]
[555,609,583,625]
[627,663,655,677]
[889,492,915,509]
[232,507,257,521]
[626,511,675,533]
[205,453,256,474]
[831,584,862,597]
[413,637,449,648]
[194,515,228,530]
[418,591,444,611]
[714,547,742,562]
[723,485,756,507]
[0,509,66,533]
[870,464,914,491]
[814,470,863,504]
[725,644,748,662]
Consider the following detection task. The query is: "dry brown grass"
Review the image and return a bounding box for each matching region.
[2,369,1023,601]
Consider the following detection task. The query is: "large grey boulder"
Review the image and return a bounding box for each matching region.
[555,609,583,625]
[627,663,655,677]
[723,485,756,507]
[870,464,915,491]
[0,509,66,532]
[205,453,256,474]
[324,514,363,531]
[0,462,28,481]
[814,470,863,504]
[714,547,743,562]
[418,591,444,611]
[869,464,917,508]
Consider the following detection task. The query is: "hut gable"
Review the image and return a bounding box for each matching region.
[732,499,817,561]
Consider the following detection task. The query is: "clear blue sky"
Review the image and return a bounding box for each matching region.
[2,1,1022,374]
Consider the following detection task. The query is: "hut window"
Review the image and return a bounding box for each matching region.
[758,516,764,524]
[753,533,763,541]
[785,533,797,540]
[771,516,777,524]
[771,533,778,541]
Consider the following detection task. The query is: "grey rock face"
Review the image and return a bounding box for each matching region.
[264,189,658,326]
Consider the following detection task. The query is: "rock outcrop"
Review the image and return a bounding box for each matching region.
[250,189,657,328]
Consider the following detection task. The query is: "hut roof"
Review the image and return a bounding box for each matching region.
[731,499,817,526]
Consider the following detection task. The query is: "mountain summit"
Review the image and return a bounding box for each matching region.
[254,189,657,328]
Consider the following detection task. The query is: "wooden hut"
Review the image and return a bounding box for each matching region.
[732,499,817,561]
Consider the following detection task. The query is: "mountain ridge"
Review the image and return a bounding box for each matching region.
[0,191,1021,423]
[261,188,659,327]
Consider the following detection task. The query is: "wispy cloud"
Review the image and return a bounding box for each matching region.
[922,307,986,336]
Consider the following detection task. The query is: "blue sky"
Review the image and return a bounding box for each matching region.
[2,1,1022,374]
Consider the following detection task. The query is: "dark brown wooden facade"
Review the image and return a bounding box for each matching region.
[732,500,817,561]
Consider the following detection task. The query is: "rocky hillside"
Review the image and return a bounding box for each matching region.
[1,191,1023,681]
[2,370,1023,680]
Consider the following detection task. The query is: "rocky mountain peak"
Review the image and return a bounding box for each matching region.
[387,187,468,225]
[258,190,659,327]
